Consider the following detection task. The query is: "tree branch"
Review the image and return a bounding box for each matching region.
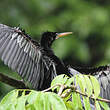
[0,72,27,89]
[43,84,110,104]
[67,85,110,103]
[42,84,62,92]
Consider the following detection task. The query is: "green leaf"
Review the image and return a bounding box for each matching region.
[65,101,74,110]
[83,75,93,97]
[34,92,46,110]
[72,92,83,110]
[66,77,74,86]
[76,74,86,93]
[0,90,18,110]
[0,90,18,105]
[0,103,16,110]
[0,89,67,110]
[95,101,101,110]
[83,97,91,110]
[26,104,35,110]
[51,74,69,91]
[99,100,110,110]
[43,93,51,110]
[90,76,100,98]
[27,90,39,104]
[34,92,52,110]
[16,96,27,110]
[47,92,67,110]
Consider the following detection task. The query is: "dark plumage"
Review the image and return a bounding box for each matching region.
[0,24,72,90]
[0,24,110,108]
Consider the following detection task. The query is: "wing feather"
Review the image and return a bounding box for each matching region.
[18,51,27,75]
[0,24,57,90]
[30,61,35,83]
[0,33,10,55]
[11,44,21,70]
[4,37,17,65]
[21,53,29,78]
[1,34,12,61]
[26,58,33,81]
[7,41,19,66]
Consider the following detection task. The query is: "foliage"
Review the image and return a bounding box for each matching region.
[0,0,110,103]
[0,74,110,110]
[0,90,67,110]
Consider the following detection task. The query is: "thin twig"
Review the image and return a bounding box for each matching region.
[42,84,62,92]
[43,83,110,104]
[75,89,110,103]
[61,89,72,98]
[58,85,65,96]
[64,85,110,103]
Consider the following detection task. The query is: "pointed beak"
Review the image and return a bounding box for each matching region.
[56,32,73,39]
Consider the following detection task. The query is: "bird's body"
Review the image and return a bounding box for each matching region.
[0,24,71,90]
[0,24,110,108]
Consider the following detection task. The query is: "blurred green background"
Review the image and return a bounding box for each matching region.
[0,0,110,100]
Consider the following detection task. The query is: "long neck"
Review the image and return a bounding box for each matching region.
[40,37,52,50]
[40,36,70,77]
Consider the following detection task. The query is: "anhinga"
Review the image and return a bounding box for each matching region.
[0,24,72,90]
[0,24,110,106]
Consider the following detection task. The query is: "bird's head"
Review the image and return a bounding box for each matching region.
[41,31,73,49]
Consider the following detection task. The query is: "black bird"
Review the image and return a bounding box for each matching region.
[0,24,72,90]
[0,24,110,107]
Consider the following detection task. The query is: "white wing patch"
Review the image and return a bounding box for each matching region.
[11,32,18,40]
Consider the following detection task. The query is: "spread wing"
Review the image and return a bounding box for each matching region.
[0,24,57,90]
[68,66,110,106]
